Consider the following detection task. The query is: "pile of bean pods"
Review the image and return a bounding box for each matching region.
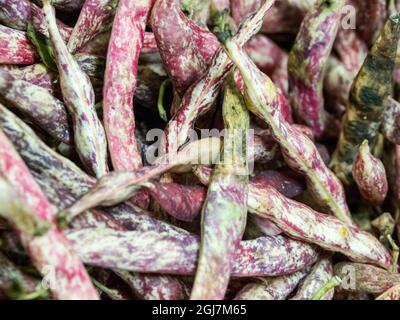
[1,0,400,301]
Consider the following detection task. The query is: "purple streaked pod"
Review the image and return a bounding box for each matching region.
[151,0,220,97]
[0,0,71,41]
[291,255,334,300]
[0,69,71,144]
[245,34,288,96]
[221,34,354,226]
[247,183,392,269]
[234,268,310,300]
[288,0,345,137]
[103,0,152,172]
[43,0,108,178]
[0,106,193,301]
[65,228,319,277]
[161,0,276,155]
[61,137,222,220]
[114,270,190,300]
[334,262,400,295]
[382,97,400,145]
[0,25,37,65]
[191,75,250,300]
[352,140,388,206]
[67,0,116,53]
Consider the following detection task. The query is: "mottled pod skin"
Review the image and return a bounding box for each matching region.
[291,255,334,300]
[222,39,353,226]
[0,106,191,301]
[352,141,388,206]
[288,0,345,137]
[0,25,37,65]
[191,76,249,300]
[67,0,116,53]
[0,0,71,41]
[334,262,400,295]
[332,14,400,185]
[234,268,309,300]
[245,34,288,96]
[0,121,98,300]
[43,1,108,178]
[142,32,159,54]
[247,183,392,269]
[62,137,222,219]
[376,283,400,300]
[0,252,40,297]
[0,69,71,144]
[66,228,318,277]
[151,0,219,97]
[103,0,152,171]
[161,0,276,154]
[382,97,400,145]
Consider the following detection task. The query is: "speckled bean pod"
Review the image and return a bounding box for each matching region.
[291,255,334,300]
[0,0,71,41]
[0,25,37,65]
[382,97,400,145]
[191,76,249,300]
[162,0,275,154]
[67,0,116,53]
[245,34,288,96]
[222,37,353,225]
[334,262,400,295]
[288,0,345,137]
[66,228,319,277]
[0,69,71,144]
[43,0,108,178]
[234,268,310,300]
[352,141,388,205]
[376,283,400,300]
[0,119,98,300]
[247,183,392,269]
[332,14,400,185]
[151,0,219,97]
[103,0,152,171]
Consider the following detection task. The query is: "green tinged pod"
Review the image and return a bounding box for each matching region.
[332,14,400,184]
[191,75,249,300]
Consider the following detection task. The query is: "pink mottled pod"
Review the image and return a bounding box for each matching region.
[67,0,116,53]
[234,268,310,300]
[334,262,400,295]
[0,120,98,300]
[0,69,71,144]
[382,97,400,145]
[376,283,400,300]
[352,140,388,206]
[291,255,334,300]
[66,228,319,277]
[161,0,276,155]
[103,0,152,172]
[245,34,288,95]
[248,183,392,269]
[0,0,71,41]
[288,0,345,137]
[151,0,219,97]
[221,33,353,226]
[43,0,108,178]
[0,25,37,65]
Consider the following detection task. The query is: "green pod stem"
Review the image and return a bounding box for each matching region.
[288,0,345,138]
[331,14,400,185]
[221,35,354,226]
[191,75,249,300]
[42,0,108,178]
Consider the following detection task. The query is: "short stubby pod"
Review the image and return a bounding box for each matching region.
[352,140,388,205]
